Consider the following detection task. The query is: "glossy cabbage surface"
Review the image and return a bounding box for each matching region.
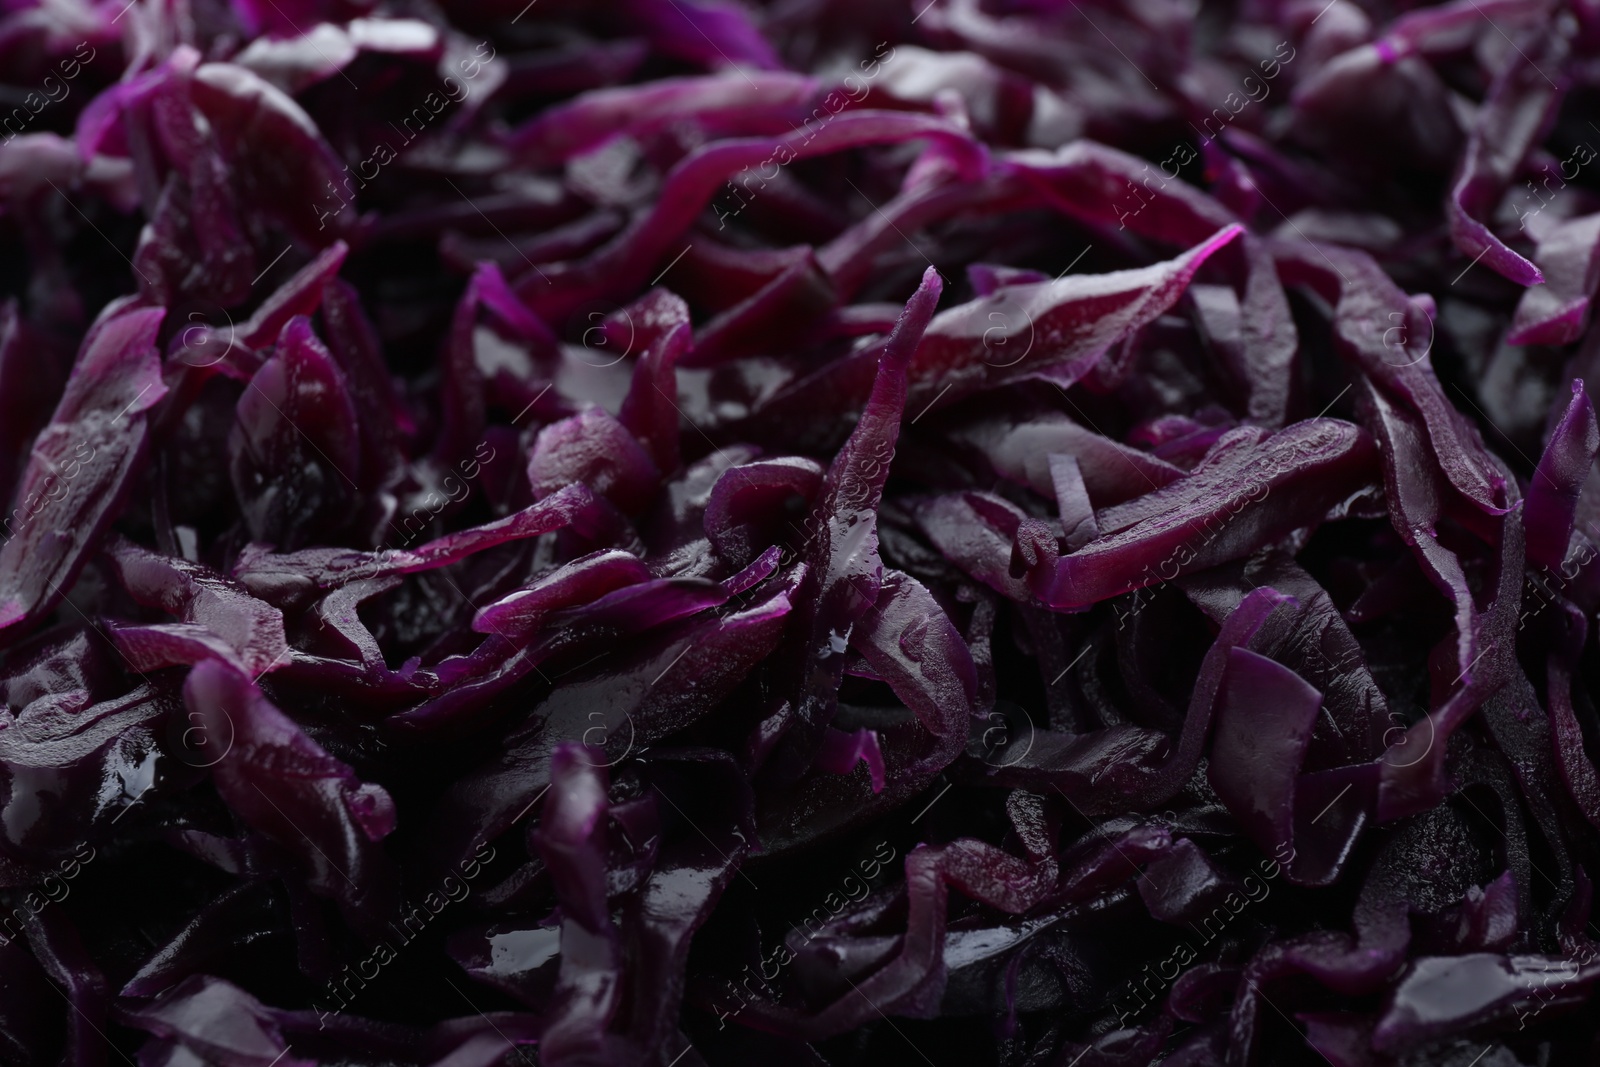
[0,1,1599,1065]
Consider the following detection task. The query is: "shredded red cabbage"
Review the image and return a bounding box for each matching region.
[3,0,1600,1064]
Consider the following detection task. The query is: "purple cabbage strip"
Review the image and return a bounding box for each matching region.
[0,301,166,639]
[5,2,1600,1065]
